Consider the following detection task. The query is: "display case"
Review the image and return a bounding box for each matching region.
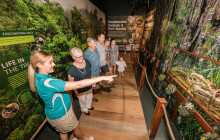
[166,47,220,125]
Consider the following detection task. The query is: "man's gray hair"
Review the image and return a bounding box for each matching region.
[87,37,96,44]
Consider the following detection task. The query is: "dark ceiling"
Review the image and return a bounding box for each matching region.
[89,0,156,16]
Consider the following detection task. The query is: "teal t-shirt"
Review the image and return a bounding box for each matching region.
[35,72,71,120]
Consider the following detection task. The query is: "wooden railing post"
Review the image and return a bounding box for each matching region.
[151,59,159,86]
[131,45,133,60]
[149,98,167,138]
[124,44,127,54]
[138,66,147,92]
[138,49,140,60]
[133,47,136,60]
[134,57,139,73]
[143,55,147,66]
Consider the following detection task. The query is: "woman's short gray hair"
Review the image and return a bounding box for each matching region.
[87,37,96,45]
[70,47,83,58]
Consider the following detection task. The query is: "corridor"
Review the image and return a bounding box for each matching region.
[77,53,149,140]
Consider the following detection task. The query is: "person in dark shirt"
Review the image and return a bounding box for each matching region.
[68,47,94,115]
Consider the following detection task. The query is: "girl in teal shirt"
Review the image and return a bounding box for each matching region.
[28,50,115,140]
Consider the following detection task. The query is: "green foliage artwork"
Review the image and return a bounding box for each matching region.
[0,0,105,79]
[0,0,105,139]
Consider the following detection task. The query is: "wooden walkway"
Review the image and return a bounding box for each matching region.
[79,53,149,140]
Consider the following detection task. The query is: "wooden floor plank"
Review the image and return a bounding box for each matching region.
[81,110,146,125]
[80,117,147,136]
[80,127,149,140]
[78,53,149,140]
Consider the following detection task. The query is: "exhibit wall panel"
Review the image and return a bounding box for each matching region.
[0,31,45,140]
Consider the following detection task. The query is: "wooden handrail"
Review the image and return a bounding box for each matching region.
[174,47,220,64]
[30,119,47,140]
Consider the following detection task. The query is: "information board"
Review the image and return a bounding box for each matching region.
[0,30,45,140]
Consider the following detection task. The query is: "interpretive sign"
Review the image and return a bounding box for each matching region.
[0,30,35,47]
[0,30,45,140]
[107,16,144,43]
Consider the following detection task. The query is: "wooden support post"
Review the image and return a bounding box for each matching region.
[143,55,147,66]
[138,49,140,60]
[134,57,139,73]
[151,59,159,86]
[133,47,135,60]
[131,45,133,60]
[133,47,136,60]
[124,44,126,54]
[149,98,167,138]
[139,66,147,92]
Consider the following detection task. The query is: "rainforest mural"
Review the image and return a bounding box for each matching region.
[0,0,105,139]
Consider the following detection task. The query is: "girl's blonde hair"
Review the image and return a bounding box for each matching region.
[28,50,52,93]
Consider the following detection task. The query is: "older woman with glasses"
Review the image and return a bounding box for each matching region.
[67,47,94,115]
